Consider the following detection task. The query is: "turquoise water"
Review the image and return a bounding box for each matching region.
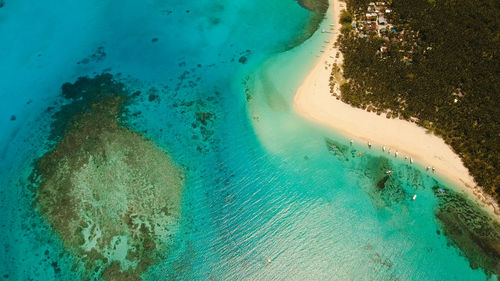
[0,0,496,280]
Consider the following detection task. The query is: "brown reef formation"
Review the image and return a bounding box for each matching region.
[286,0,329,50]
[30,74,184,280]
[433,186,500,278]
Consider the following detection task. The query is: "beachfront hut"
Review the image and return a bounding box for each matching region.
[378,16,387,25]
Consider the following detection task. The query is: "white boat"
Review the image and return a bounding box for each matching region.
[412,194,417,200]
[321,29,335,34]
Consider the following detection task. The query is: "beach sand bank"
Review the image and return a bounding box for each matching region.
[293,0,500,218]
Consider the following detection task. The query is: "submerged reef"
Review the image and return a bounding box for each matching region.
[297,0,329,13]
[77,46,106,65]
[324,138,406,208]
[287,0,329,50]
[325,138,350,161]
[361,155,407,208]
[30,74,184,280]
[433,186,500,277]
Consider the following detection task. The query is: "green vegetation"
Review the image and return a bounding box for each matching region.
[337,0,500,203]
[340,10,353,33]
[340,10,352,24]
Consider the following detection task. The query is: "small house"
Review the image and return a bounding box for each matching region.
[366,13,376,20]
[378,16,387,25]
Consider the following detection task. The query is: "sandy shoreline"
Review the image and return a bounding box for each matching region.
[293,0,500,218]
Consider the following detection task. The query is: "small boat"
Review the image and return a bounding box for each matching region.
[439,189,445,193]
[385,170,392,175]
[412,194,417,200]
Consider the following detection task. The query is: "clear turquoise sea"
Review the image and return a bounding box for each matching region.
[0,0,496,280]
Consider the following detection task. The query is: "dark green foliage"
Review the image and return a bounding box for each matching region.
[340,10,352,24]
[339,0,500,203]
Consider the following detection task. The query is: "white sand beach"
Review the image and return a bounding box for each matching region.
[293,0,500,217]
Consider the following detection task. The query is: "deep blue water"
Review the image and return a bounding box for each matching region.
[0,0,496,280]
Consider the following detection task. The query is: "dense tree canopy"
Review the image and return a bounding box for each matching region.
[338,0,500,202]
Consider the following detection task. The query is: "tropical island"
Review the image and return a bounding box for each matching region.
[338,0,499,203]
[295,0,500,276]
[296,0,499,211]
[2,0,500,279]
[294,0,500,274]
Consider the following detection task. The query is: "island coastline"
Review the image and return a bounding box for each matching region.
[293,0,500,219]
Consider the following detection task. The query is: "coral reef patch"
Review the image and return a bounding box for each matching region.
[433,186,500,277]
[77,46,106,65]
[288,0,329,50]
[30,74,185,280]
[361,155,407,208]
[325,138,350,161]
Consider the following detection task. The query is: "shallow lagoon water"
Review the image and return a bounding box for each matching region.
[0,0,497,280]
